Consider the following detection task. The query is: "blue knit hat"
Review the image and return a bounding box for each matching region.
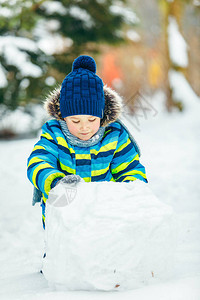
[60,55,105,118]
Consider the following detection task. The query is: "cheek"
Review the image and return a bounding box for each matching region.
[92,120,100,133]
[66,121,79,135]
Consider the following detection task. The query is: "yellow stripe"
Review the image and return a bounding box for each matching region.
[44,172,65,195]
[28,157,44,168]
[116,138,131,153]
[90,141,118,156]
[110,177,116,182]
[75,153,91,160]
[43,194,47,203]
[56,136,68,147]
[56,137,75,153]
[90,148,99,155]
[83,177,91,182]
[59,162,75,174]
[122,176,137,182]
[91,166,109,177]
[112,154,139,174]
[41,132,53,140]
[118,170,147,180]
[33,145,45,151]
[99,141,118,153]
[32,163,54,187]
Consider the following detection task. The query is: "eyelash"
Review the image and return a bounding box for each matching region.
[72,119,96,123]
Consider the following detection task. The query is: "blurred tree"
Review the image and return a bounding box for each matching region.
[158,0,198,111]
[0,0,49,110]
[0,0,136,111]
[34,0,137,81]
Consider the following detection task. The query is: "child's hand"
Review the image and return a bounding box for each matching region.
[56,175,83,187]
[47,175,83,207]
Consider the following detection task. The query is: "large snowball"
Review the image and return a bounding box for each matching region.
[42,180,176,291]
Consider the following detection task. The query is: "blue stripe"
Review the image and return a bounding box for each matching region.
[27,162,39,171]
[51,176,63,189]
[117,174,148,183]
[30,152,58,163]
[91,149,115,159]
[92,169,110,181]
[46,122,55,134]
[36,167,56,191]
[76,159,91,166]
[76,170,91,178]
[58,144,75,157]
[40,136,57,147]
[112,160,139,179]
[36,168,66,193]
[41,201,46,229]
[32,149,50,156]
[50,124,61,129]
[113,148,138,166]
[114,142,135,158]
[101,127,119,141]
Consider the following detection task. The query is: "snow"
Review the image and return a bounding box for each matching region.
[40,0,95,29]
[45,76,56,86]
[0,89,200,298]
[37,34,73,55]
[69,6,95,28]
[167,16,188,68]
[0,104,48,137]
[34,20,73,55]
[43,180,175,291]
[5,44,42,77]
[0,0,21,17]
[0,63,7,88]
[109,4,139,25]
[41,0,139,26]
[126,30,141,42]
[40,1,67,15]
[193,0,200,6]
[168,70,200,111]
[0,36,39,58]
[0,36,42,78]
[0,6,14,17]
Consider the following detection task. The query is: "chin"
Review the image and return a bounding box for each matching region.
[80,136,91,141]
[78,134,91,141]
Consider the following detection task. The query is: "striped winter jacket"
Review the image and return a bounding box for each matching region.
[27,86,147,227]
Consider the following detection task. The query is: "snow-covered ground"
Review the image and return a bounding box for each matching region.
[0,90,200,299]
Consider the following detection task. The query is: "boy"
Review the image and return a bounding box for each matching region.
[27,55,147,228]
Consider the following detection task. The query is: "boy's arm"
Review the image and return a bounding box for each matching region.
[111,126,148,183]
[27,122,65,198]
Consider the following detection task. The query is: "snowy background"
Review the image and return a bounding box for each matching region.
[0,0,200,298]
[0,88,200,299]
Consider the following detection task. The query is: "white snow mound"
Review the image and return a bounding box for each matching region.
[43,180,176,291]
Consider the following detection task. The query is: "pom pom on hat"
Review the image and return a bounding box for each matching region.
[72,55,96,73]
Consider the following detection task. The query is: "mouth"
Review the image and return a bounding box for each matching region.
[79,132,91,140]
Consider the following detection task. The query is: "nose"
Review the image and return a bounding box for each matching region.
[80,121,89,131]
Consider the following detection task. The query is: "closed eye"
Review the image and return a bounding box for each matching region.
[89,118,96,122]
[72,120,80,123]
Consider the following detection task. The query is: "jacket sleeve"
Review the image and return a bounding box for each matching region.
[111,125,148,183]
[27,122,65,198]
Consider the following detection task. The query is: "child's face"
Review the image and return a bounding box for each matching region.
[64,115,101,141]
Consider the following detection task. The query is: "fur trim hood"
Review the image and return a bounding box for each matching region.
[44,85,123,127]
